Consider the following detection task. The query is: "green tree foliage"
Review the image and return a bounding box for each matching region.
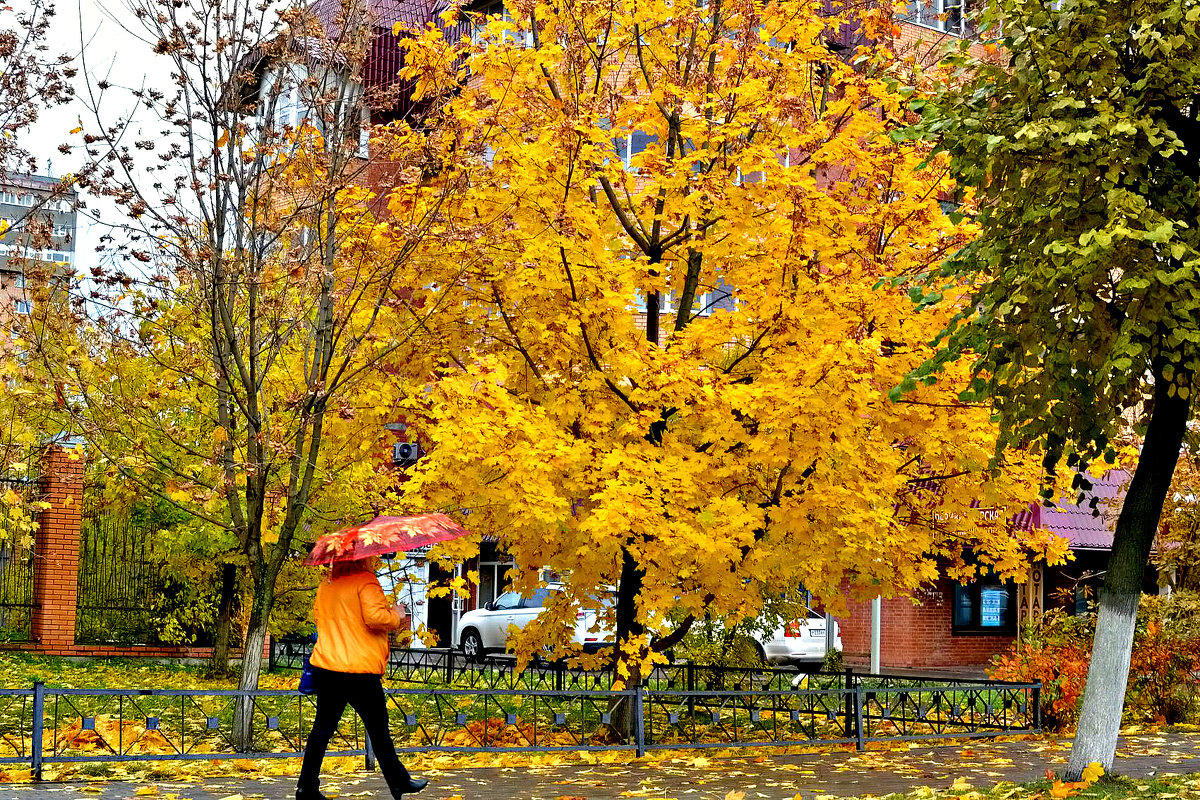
[912,0,1200,776]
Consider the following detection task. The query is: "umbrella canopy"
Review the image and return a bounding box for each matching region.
[304,512,471,566]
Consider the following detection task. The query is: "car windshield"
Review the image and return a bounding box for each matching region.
[493,590,522,610]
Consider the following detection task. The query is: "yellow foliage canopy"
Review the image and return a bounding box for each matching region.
[380,0,1069,665]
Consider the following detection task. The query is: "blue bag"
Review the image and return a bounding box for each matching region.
[299,638,317,695]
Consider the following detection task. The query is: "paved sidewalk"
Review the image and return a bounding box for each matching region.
[8,734,1200,800]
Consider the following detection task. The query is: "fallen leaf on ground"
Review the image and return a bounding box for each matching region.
[1050,780,1087,798]
[1081,763,1105,785]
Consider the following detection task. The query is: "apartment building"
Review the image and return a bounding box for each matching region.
[0,173,77,320]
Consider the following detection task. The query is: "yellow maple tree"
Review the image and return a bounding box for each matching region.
[380,0,1069,684]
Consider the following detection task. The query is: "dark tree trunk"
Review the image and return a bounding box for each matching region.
[611,548,646,738]
[208,561,238,676]
[1066,360,1190,778]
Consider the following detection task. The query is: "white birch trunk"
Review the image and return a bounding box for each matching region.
[1066,590,1138,778]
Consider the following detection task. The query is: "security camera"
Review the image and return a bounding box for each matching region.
[392,441,422,468]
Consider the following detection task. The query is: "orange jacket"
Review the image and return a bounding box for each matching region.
[310,571,402,675]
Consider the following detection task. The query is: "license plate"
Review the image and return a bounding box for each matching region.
[810,628,825,637]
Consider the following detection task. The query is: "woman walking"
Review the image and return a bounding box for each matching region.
[297,557,428,800]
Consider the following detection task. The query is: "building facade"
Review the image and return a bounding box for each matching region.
[836,471,1162,676]
[0,173,77,320]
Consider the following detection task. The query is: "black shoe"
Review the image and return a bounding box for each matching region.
[394,778,429,796]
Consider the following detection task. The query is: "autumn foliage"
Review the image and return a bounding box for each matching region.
[990,607,1093,731]
[382,0,1068,676]
[991,592,1200,729]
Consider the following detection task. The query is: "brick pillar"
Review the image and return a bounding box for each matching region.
[31,441,85,652]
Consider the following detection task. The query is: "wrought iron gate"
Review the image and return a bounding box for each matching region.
[75,488,164,644]
[0,451,39,642]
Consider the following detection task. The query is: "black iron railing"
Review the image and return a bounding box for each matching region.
[0,671,1039,777]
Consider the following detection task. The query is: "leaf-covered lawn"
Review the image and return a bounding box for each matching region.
[0,653,297,691]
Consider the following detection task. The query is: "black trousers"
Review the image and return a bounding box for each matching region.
[298,666,411,797]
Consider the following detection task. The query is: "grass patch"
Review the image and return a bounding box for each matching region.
[917,774,1200,800]
[0,652,297,691]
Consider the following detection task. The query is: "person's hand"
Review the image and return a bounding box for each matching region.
[394,602,410,624]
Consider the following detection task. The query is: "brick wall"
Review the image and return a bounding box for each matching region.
[31,442,84,649]
[5,442,273,663]
[836,578,1014,675]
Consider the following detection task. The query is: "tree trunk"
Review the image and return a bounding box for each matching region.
[232,582,274,750]
[611,657,643,743]
[610,547,647,741]
[1066,361,1190,779]
[208,561,238,676]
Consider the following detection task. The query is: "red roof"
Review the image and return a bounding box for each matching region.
[1027,470,1130,550]
[310,0,437,29]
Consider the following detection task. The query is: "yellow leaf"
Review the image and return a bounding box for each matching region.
[1081,763,1105,785]
[135,788,159,796]
[725,793,746,800]
[70,126,83,134]
[951,777,973,791]
[78,789,103,795]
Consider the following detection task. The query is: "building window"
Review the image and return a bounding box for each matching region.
[13,299,31,315]
[952,578,1017,634]
[470,0,534,48]
[660,290,713,317]
[358,106,370,159]
[614,131,658,169]
[476,555,515,608]
[1073,583,1090,615]
[901,0,973,37]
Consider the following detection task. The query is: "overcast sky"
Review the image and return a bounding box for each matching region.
[31,0,160,273]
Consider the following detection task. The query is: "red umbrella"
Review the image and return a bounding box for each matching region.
[303,512,471,565]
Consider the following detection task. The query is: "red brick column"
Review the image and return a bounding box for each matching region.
[31,442,85,653]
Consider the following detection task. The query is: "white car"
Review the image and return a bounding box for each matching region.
[457,584,613,660]
[754,609,841,667]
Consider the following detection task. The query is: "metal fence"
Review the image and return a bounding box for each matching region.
[273,643,1039,705]
[0,451,40,642]
[75,489,166,645]
[0,674,1038,777]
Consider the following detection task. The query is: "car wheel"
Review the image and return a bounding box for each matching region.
[461,629,485,663]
